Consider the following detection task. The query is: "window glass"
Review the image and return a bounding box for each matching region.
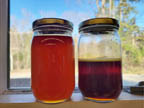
[10,0,144,88]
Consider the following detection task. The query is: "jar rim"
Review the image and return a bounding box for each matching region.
[32,18,73,31]
[79,18,119,32]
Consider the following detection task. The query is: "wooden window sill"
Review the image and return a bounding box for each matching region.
[0,91,143,108]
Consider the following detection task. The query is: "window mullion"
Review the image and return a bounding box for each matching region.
[0,0,9,94]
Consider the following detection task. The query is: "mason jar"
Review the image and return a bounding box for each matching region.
[78,18,122,102]
[31,18,75,103]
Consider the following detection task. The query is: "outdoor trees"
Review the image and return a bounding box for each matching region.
[10,0,144,75]
[94,0,144,73]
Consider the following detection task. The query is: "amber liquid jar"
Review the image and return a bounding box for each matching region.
[31,18,75,103]
[78,18,122,102]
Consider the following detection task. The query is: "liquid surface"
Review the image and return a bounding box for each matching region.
[79,58,122,100]
[31,36,75,103]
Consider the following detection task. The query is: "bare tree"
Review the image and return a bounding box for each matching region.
[96,0,100,17]
[102,0,106,17]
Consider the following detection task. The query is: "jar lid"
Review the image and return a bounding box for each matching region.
[79,18,119,32]
[32,18,73,31]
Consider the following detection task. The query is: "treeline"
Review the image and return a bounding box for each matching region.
[10,29,32,70]
[10,0,144,74]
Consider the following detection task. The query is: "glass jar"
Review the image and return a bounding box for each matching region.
[32,18,75,103]
[78,18,122,102]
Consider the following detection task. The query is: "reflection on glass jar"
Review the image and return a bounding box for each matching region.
[31,18,75,103]
[78,18,122,102]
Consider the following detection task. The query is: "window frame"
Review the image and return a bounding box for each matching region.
[0,0,9,94]
[0,0,31,92]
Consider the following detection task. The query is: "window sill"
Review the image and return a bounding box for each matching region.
[0,91,143,108]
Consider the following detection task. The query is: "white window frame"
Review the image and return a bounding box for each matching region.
[0,0,8,94]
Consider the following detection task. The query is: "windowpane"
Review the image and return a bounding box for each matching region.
[10,0,144,89]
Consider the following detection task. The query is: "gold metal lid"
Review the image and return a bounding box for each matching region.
[32,18,73,31]
[79,18,119,31]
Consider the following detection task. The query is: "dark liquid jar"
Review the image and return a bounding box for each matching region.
[31,18,75,103]
[78,18,122,102]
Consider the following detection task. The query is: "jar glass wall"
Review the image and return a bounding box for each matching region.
[31,18,75,103]
[78,18,122,102]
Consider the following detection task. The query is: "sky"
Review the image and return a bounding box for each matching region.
[10,0,94,34]
[10,0,144,35]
